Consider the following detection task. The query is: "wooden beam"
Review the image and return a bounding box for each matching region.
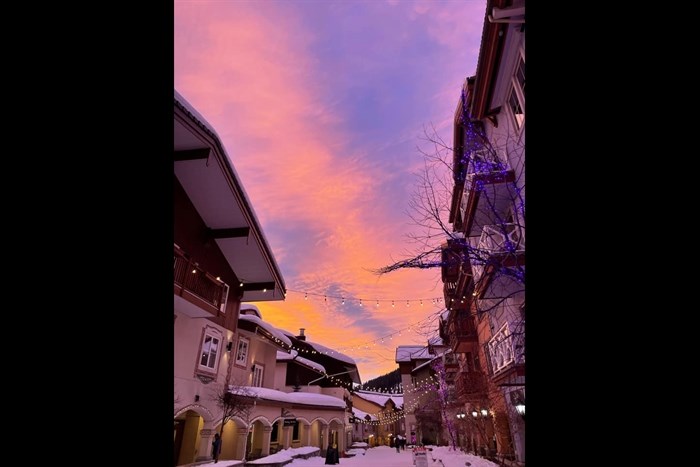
[174,148,211,161]
[208,227,250,239]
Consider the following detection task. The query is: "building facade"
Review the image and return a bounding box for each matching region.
[440,1,525,465]
[174,90,361,465]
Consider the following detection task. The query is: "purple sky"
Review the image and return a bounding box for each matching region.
[175,0,487,382]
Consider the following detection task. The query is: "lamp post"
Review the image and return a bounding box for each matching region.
[456,413,466,451]
[510,390,525,420]
[470,407,492,457]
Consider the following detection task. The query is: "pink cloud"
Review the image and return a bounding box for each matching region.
[175,0,484,380]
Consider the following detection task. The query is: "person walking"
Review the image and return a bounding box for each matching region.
[212,432,222,463]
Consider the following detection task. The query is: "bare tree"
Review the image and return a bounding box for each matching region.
[372,101,525,316]
[374,93,526,463]
[210,381,257,451]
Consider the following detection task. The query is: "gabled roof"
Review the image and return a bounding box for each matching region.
[279,330,362,385]
[352,407,377,421]
[396,346,431,363]
[174,90,286,302]
[238,314,292,348]
[305,340,356,366]
[277,350,326,374]
[412,356,437,374]
[354,390,403,409]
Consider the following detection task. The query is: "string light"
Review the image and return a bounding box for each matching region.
[278,289,443,307]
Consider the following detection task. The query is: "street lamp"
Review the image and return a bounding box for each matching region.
[509,389,525,419]
[457,413,466,420]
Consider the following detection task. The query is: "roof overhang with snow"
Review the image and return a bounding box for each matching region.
[174,90,286,302]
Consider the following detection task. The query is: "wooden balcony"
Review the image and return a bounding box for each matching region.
[174,244,230,318]
[444,353,459,383]
[460,152,516,237]
[448,311,478,354]
[486,322,525,385]
[455,371,488,402]
[472,223,525,298]
[443,278,459,306]
[442,239,469,306]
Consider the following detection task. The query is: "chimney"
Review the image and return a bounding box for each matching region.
[297,328,306,341]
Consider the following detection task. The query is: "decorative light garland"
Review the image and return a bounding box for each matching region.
[287,289,444,307]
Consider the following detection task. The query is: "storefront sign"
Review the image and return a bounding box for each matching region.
[413,447,428,467]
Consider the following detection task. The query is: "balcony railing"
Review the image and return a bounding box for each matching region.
[174,244,230,314]
[459,152,516,236]
[448,312,478,354]
[472,223,525,289]
[487,322,521,375]
[478,223,525,255]
[443,278,458,304]
[455,371,488,402]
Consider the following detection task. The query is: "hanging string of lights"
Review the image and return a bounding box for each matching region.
[335,316,441,352]
[233,279,448,306]
[354,390,437,426]
[287,288,445,308]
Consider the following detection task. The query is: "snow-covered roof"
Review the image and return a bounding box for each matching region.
[354,390,403,408]
[173,91,286,302]
[277,350,326,374]
[352,407,377,421]
[428,336,445,346]
[243,387,346,409]
[240,304,263,319]
[306,340,356,365]
[396,346,431,362]
[412,356,438,373]
[239,314,292,347]
[174,90,224,143]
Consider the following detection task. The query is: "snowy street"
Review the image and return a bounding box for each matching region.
[195,445,498,467]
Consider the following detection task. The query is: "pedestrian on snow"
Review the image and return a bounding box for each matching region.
[212,432,222,463]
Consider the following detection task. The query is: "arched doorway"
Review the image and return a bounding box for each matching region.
[174,410,204,465]
[216,417,246,461]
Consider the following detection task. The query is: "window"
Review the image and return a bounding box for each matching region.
[198,328,222,371]
[252,363,264,387]
[292,420,300,441]
[235,336,250,367]
[507,53,525,131]
[271,421,279,443]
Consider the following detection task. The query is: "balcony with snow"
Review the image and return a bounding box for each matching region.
[471,223,525,299]
[446,309,478,355]
[459,148,516,237]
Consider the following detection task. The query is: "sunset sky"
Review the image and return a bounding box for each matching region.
[174,0,487,382]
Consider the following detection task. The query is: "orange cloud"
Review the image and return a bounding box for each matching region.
[175,1,478,381]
